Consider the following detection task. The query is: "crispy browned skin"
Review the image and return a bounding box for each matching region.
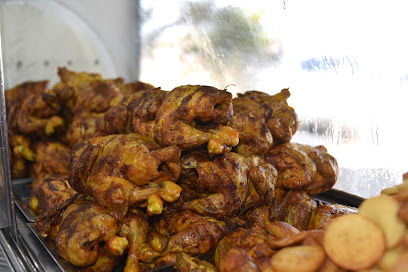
[5,80,50,139]
[29,176,76,215]
[69,112,106,147]
[72,80,122,115]
[104,92,145,135]
[9,68,119,144]
[139,210,229,268]
[230,89,298,156]
[119,208,150,272]
[5,83,39,178]
[269,190,317,230]
[27,141,72,212]
[160,210,229,255]
[7,70,348,271]
[5,80,49,112]
[307,203,358,230]
[69,133,181,219]
[8,134,34,179]
[16,90,65,137]
[51,69,156,147]
[218,247,260,272]
[264,142,339,194]
[107,85,238,156]
[80,247,122,272]
[5,68,105,178]
[104,101,132,134]
[174,252,216,272]
[55,198,120,267]
[132,88,169,138]
[53,67,102,108]
[179,151,277,219]
[105,87,167,136]
[243,206,271,229]
[36,195,131,271]
[29,141,71,178]
[215,227,277,272]
[154,85,238,155]
[54,69,124,146]
[34,193,79,240]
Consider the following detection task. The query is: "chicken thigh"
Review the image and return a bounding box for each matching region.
[154,85,238,155]
[264,143,338,194]
[69,133,181,219]
[179,151,277,219]
[230,89,298,156]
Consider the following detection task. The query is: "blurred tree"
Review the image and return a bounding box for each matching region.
[179,0,281,87]
[141,0,281,88]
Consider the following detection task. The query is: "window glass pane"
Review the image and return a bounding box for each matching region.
[140,0,408,198]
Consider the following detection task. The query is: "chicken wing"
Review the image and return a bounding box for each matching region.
[5,80,50,139]
[104,87,168,136]
[29,175,76,215]
[29,141,71,178]
[139,210,229,268]
[5,80,49,111]
[179,151,277,219]
[50,67,133,146]
[16,90,65,137]
[5,83,44,178]
[69,112,106,147]
[307,203,358,230]
[154,85,238,155]
[69,133,181,219]
[55,198,121,267]
[119,208,150,272]
[230,89,298,155]
[264,143,339,194]
[269,190,317,231]
[215,227,278,272]
[27,140,72,214]
[8,134,34,179]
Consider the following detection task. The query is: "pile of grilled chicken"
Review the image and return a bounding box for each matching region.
[5,68,357,272]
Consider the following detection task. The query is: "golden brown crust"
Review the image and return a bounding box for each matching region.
[230,89,298,156]
[154,85,236,154]
[69,133,181,219]
[264,142,338,194]
[55,199,120,267]
[179,151,277,219]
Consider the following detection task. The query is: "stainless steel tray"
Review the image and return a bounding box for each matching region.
[26,223,79,272]
[14,178,363,272]
[13,179,179,271]
[13,178,36,223]
[27,222,212,272]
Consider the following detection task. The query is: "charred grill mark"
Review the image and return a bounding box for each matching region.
[48,181,59,192]
[70,144,96,194]
[157,162,169,174]
[119,164,129,177]
[178,92,195,120]
[82,237,100,248]
[213,156,239,195]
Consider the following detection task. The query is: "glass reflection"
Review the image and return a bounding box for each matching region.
[140,0,408,198]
